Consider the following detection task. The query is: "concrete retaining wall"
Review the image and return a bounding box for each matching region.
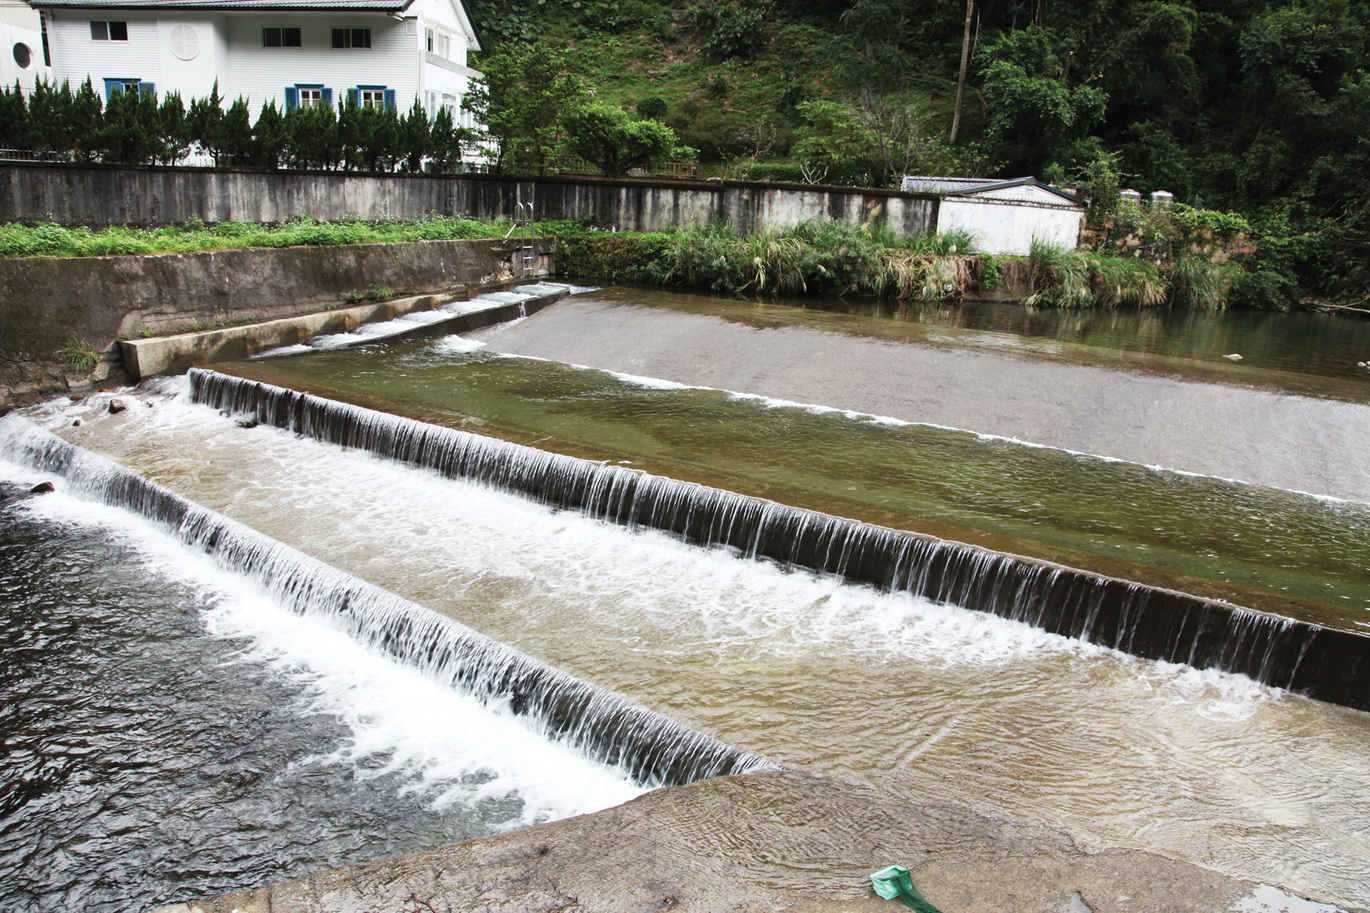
[0,163,939,237]
[0,236,544,406]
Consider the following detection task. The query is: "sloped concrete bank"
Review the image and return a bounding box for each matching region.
[156,770,1351,913]
[120,283,569,378]
[0,237,553,407]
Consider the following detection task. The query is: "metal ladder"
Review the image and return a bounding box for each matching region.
[505,201,536,278]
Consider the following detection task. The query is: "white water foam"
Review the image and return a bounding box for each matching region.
[434,335,488,355]
[4,459,645,825]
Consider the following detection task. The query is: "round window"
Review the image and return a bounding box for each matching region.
[13,43,32,69]
[170,24,200,60]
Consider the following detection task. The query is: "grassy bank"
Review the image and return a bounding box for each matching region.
[0,216,1284,309]
[559,222,1265,309]
[0,217,514,258]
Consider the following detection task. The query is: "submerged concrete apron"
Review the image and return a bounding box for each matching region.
[154,770,1324,913]
[472,298,1370,504]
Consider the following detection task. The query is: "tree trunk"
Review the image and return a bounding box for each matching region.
[950,0,974,145]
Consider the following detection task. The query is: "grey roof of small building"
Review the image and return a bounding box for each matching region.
[903,175,1085,206]
[30,0,415,10]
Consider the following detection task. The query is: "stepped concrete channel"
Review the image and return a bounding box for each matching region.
[140,293,1366,913]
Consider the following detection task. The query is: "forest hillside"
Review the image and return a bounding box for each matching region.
[471,0,1369,305]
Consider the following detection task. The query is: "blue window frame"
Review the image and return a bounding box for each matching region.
[103,78,153,100]
[285,84,332,110]
[346,85,395,110]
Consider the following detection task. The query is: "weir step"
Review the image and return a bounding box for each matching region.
[185,369,1370,713]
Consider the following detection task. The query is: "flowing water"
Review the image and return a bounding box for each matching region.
[635,291,1370,397]
[217,323,1370,630]
[14,384,1370,910]
[0,443,651,912]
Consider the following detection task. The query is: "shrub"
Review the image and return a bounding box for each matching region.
[1024,239,1093,308]
[745,163,805,183]
[1166,257,1229,309]
[1226,270,1291,310]
[1092,256,1165,307]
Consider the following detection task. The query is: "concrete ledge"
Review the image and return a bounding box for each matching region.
[120,294,440,378]
[0,237,555,406]
[151,770,1353,913]
[120,284,570,378]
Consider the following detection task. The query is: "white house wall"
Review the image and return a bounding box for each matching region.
[47,11,161,92]
[938,198,1083,256]
[0,21,50,91]
[41,3,481,117]
[153,14,223,101]
[225,14,414,113]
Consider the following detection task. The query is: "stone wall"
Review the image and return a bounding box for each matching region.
[0,163,939,237]
[0,237,530,407]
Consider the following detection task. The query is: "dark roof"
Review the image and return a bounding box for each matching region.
[30,0,415,10]
[903,175,1085,206]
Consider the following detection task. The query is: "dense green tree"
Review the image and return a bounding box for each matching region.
[464,39,587,174]
[68,80,104,161]
[26,80,65,155]
[156,91,192,165]
[284,102,340,170]
[187,82,226,163]
[0,83,28,151]
[339,99,400,172]
[97,84,160,164]
[252,100,289,169]
[398,99,431,172]
[219,98,255,164]
[426,106,464,172]
[977,26,1107,175]
[560,103,683,177]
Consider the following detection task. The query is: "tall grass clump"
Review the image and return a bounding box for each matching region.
[1023,239,1093,308]
[643,220,893,296]
[905,229,975,256]
[642,224,754,292]
[1091,256,1166,307]
[1166,257,1229,309]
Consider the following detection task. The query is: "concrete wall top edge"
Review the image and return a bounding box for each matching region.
[0,161,940,202]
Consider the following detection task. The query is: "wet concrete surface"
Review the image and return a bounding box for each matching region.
[153,770,1352,913]
[472,298,1370,503]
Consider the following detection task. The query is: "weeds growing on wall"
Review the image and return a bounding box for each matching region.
[62,333,99,371]
[0,217,515,258]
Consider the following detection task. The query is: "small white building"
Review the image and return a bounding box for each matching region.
[28,0,481,124]
[902,176,1086,256]
[0,0,51,92]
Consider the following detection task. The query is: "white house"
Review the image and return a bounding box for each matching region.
[1,0,51,92]
[28,0,481,124]
[902,176,1086,256]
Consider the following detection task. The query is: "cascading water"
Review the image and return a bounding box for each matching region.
[0,415,769,789]
[186,368,1370,711]
[18,380,1370,909]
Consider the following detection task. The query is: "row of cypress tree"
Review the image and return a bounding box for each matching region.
[0,79,480,172]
